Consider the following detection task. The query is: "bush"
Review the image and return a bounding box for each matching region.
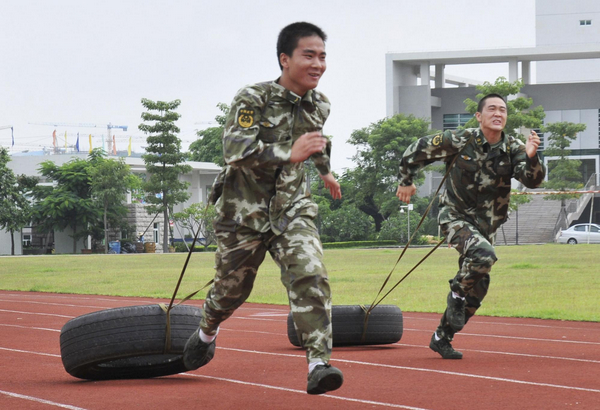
[322,240,398,249]
[174,242,217,253]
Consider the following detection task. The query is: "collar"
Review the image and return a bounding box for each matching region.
[476,128,509,154]
[272,78,312,105]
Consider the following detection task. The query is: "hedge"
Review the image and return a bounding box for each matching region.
[322,240,398,249]
[174,242,217,253]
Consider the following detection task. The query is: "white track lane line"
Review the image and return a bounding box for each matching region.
[0,298,111,310]
[183,373,430,409]
[395,343,600,364]
[0,323,60,332]
[0,308,73,318]
[407,328,600,345]
[403,314,600,331]
[0,346,60,357]
[218,347,600,394]
[0,389,87,410]
[3,343,599,396]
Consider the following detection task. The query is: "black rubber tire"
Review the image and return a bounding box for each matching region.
[287,305,403,347]
[60,304,202,380]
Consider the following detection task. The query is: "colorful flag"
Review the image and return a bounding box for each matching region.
[64,130,67,148]
[52,130,57,147]
[11,127,14,147]
[75,132,80,152]
[112,135,116,155]
[89,134,92,153]
[128,137,132,156]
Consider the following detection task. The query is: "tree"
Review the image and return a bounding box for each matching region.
[542,122,587,226]
[188,103,229,166]
[140,98,192,252]
[463,77,545,141]
[346,114,431,231]
[90,154,141,253]
[172,202,218,250]
[32,154,102,253]
[0,148,38,255]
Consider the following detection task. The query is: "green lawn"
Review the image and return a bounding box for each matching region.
[1,244,598,321]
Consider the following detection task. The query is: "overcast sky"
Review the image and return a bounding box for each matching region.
[1,0,537,172]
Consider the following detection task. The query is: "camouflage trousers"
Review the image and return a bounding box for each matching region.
[199,215,333,364]
[436,220,497,340]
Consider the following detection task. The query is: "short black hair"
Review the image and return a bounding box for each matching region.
[276,22,327,70]
[477,93,507,113]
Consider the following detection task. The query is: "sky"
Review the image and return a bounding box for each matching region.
[1,0,537,173]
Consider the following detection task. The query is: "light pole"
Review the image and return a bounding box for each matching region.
[400,204,413,243]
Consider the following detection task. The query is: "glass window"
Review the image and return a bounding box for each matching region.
[591,226,599,233]
[574,226,586,232]
[443,113,473,130]
[154,223,160,243]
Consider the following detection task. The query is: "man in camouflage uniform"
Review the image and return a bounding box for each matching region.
[396,94,545,359]
[183,22,344,394]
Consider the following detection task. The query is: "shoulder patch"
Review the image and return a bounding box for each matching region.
[432,134,443,146]
[238,108,254,128]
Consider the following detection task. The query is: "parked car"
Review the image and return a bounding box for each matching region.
[557,223,600,244]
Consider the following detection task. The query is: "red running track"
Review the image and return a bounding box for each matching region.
[1,290,599,409]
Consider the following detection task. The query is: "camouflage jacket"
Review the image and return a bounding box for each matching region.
[398,128,546,239]
[209,80,332,235]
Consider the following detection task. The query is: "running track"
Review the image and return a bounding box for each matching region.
[1,290,599,409]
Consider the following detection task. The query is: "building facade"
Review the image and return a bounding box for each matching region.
[1,152,221,255]
[385,0,599,236]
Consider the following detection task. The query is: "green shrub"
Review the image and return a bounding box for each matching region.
[322,240,398,249]
[174,242,217,252]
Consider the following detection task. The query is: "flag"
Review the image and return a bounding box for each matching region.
[65,130,68,148]
[112,135,116,155]
[52,130,57,147]
[11,127,14,147]
[89,134,92,153]
[75,132,80,152]
[127,137,132,156]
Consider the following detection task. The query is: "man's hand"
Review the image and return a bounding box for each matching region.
[319,173,342,200]
[396,184,416,204]
[525,130,541,158]
[290,131,327,163]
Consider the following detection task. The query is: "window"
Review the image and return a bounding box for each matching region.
[153,223,160,243]
[580,20,592,26]
[443,114,473,130]
[574,226,586,232]
[22,234,31,247]
[591,226,600,233]
[533,128,544,150]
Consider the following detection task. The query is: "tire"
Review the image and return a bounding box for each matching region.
[287,305,403,347]
[60,304,202,380]
[567,238,577,245]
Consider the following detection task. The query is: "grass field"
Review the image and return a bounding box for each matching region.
[1,244,598,321]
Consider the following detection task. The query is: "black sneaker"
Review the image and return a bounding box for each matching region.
[429,333,463,359]
[182,328,216,370]
[445,291,466,331]
[307,364,344,395]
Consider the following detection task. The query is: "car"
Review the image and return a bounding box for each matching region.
[557,223,600,244]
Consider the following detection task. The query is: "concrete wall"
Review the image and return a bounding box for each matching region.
[0,231,22,255]
[536,0,600,83]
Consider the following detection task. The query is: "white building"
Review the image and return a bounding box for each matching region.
[385,0,599,239]
[1,152,221,255]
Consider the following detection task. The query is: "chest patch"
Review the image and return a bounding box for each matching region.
[238,109,254,128]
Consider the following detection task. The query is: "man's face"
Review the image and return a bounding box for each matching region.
[475,97,507,134]
[280,35,326,96]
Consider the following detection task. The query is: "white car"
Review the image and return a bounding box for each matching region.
[557,223,600,244]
